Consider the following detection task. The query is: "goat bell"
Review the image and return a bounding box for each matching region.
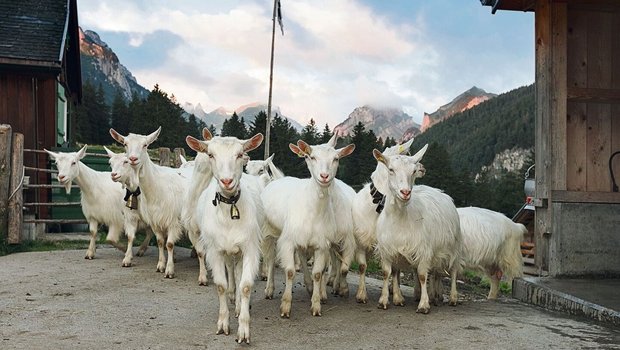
[126,194,139,210]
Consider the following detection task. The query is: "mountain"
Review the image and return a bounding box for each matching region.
[334,106,420,142]
[181,102,304,132]
[420,86,496,132]
[182,102,229,131]
[411,84,535,175]
[79,27,149,105]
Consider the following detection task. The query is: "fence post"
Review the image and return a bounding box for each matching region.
[173,148,186,168]
[8,133,23,243]
[159,147,171,167]
[0,124,13,241]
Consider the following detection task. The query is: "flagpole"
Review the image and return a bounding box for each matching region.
[264,0,278,159]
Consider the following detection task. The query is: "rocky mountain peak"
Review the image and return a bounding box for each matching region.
[334,105,420,142]
[420,86,496,132]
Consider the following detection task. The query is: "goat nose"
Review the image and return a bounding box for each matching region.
[400,189,411,197]
[129,156,138,162]
[221,178,233,186]
[58,175,65,181]
[320,173,329,180]
[111,172,117,177]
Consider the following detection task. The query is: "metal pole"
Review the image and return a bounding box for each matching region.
[264,0,278,159]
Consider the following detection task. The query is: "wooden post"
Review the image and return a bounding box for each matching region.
[534,0,551,272]
[8,133,24,244]
[173,148,186,168]
[0,124,13,241]
[159,147,171,167]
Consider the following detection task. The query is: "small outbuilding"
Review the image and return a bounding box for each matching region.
[481,0,620,277]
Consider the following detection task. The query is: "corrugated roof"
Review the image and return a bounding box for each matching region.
[0,0,69,63]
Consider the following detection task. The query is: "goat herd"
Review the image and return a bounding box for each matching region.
[44,127,527,344]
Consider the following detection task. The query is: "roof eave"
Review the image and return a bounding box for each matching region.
[480,0,535,13]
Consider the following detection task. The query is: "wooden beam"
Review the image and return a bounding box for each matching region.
[534,0,551,272]
[551,1,567,191]
[8,133,23,244]
[567,87,620,104]
[552,190,620,203]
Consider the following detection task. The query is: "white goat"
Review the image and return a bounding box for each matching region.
[261,137,355,317]
[457,206,525,299]
[44,146,126,260]
[103,147,155,267]
[352,139,426,303]
[244,153,285,188]
[373,146,462,313]
[186,132,264,344]
[178,154,196,169]
[109,127,192,279]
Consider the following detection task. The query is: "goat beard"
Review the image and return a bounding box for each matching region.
[63,180,72,194]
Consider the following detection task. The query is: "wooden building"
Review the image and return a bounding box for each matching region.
[0,0,82,219]
[481,0,620,276]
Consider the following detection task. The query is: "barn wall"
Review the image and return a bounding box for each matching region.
[0,72,58,219]
[535,0,620,277]
[550,202,620,276]
[566,4,620,192]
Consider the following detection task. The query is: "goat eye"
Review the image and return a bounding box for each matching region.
[389,168,395,174]
[237,153,243,159]
[71,162,76,166]
[310,156,316,161]
[208,153,214,159]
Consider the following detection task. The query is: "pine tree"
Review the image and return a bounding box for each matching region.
[110,90,129,135]
[221,112,248,139]
[320,123,332,143]
[300,118,319,144]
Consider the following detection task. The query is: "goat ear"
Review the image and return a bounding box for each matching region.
[326,132,338,148]
[77,145,88,160]
[297,140,312,155]
[411,143,428,163]
[109,128,125,145]
[289,143,306,157]
[398,138,415,155]
[186,136,208,153]
[338,144,355,158]
[146,127,161,145]
[43,148,58,160]
[103,146,116,158]
[202,127,213,141]
[373,149,389,166]
[243,133,264,152]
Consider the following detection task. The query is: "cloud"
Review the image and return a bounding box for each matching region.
[78,0,533,127]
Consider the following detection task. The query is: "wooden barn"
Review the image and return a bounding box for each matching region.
[0,0,82,222]
[481,0,620,276]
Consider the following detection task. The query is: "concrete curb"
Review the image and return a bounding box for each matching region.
[512,277,620,326]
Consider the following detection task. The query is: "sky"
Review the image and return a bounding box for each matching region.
[78,0,534,127]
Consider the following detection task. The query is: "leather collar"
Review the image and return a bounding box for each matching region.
[369,182,386,213]
[212,190,241,220]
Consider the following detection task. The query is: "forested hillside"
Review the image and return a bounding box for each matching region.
[412,84,535,174]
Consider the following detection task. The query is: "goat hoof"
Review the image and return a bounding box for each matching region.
[122,262,132,268]
[356,298,368,304]
[199,281,208,286]
[449,300,458,306]
[378,303,389,310]
[416,306,430,314]
[165,273,175,279]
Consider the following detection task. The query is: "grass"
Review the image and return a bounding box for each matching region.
[0,229,165,257]
[349,258,512,296]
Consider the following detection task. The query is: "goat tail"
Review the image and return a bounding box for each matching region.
[500,223,526,280]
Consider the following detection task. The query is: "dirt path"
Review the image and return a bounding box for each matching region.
[1,247,619,349]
